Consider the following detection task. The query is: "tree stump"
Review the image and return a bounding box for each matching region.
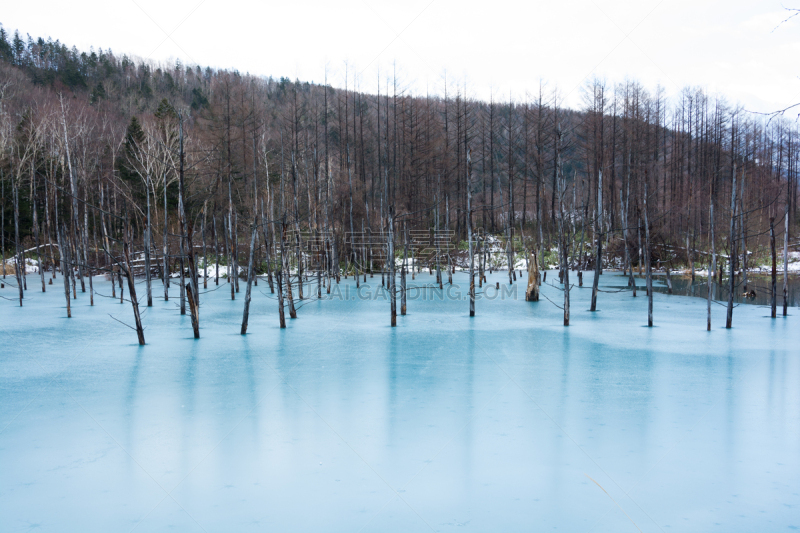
[525,250,540,302]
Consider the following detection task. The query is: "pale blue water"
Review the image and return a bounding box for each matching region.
[0,271,798,532]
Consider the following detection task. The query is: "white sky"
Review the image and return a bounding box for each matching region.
[3,0,799,113]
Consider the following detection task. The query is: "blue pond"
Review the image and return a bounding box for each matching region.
[0,270,798,532]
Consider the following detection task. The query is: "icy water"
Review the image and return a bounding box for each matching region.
[609,272,800,307]
[0,271,798,533]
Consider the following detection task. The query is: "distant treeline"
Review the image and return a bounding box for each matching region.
[0,21,797,275]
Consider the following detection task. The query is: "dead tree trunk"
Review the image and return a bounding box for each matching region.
[467,150,475,317]
[707,199,714,331]
[401,221,407,316]
[213,215,219,286]
[347,149,358,288]
[276,268,286,328]
[202,202,208,289]
[783,196,789,317]
[562,233,570,326]
[60,95,84,293]
[623,186,636,296]
[740,170,747,292]
[83,194,92,306]
[163,183,169,301]
[186,282,199,338]
[665,268,673,294]
[145,176,152,306]
[770,217,777,319]
[241,167,259,335]
[260,198,274,293]
[13,183,23,306]
[556,128,569,326]
[227,213,234,299]
[389,206,396,327]
[726,166,737,328]
[179,222,186,315]
[291,153,304,300]
[478,234,484,288]
[120,218,145,345]
[118,268,124,304]
[178,114,199,338]
[68,228,77,298]
[58,224,71,317]
[1,171,5,285]
[241,219,258,334]
[591,171,603,311]
[32,173,45,293]
[283,221,297,319]
[99,183,114,299]
[435,186,442,289]
[644,181,653,327]
[526,249,540,301]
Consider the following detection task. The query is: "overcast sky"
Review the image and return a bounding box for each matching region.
[3,0,798,113]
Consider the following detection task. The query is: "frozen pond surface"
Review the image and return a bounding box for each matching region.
[609,272,800,308]
[1,271,798,532]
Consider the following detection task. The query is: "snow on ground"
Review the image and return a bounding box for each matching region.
[1,256,42,274]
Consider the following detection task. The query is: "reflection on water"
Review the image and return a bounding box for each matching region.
[0,274,798,532]
[610,272,800,307]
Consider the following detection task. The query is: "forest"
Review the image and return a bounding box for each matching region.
[1,23,797,343]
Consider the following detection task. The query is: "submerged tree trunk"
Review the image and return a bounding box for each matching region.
[60,96,84,294]
[1,171,5,285]
[227,214,234,299]
[770,217,777,319]
[145,178,152,307]
[740,170,747,292]
[179,210,186,314]
[478,235,484,288]
[13,184,23,306]
[241,170,259,335]
[562,235,570,326]
[347,149,358,288]
[783,197,789,317]
[58,224,71,317]
[644,181,653,327]
[401,221,407,316]
[276,268,286,328]
[241,219,258,334]
[526,249,540,301]
[261,197,275,294]
[591,170,602,311]
[69,230,77,298]
[163,183,169,301]
[83,197,93,306]
[99,184,114,299]
[467,150,475,317]
[506,229,514,286]
[122,219,145,345]
[555,127,569,326]
[178,115,199,338]
[234,212,240,294]
[622,188,636,297]
[202,202,208,289]
[726,167,738,329]
[118,267,124,304]
[388,206,396,327]
[213,215,219,286]
[707,199,714,331]
[283,221,297,319]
